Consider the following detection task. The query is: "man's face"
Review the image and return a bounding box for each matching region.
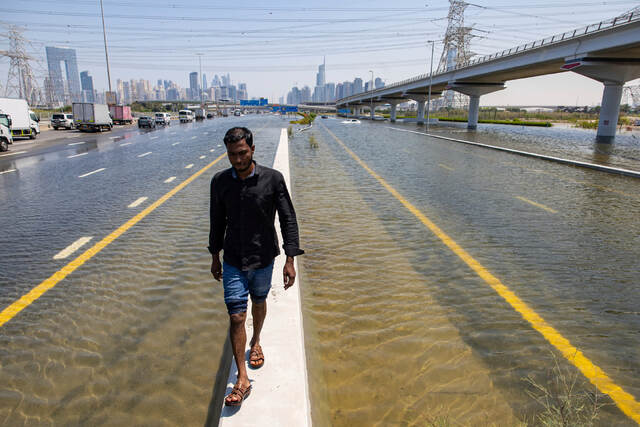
[226,139,255,173]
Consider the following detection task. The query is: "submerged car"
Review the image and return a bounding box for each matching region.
[138,116,156,128]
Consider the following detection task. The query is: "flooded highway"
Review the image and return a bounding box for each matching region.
[292,118,640,425]
[0,117,282,425]
[1,115,639,425]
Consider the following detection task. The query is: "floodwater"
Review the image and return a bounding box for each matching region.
[1,115,639,425]
[292,118,640,425]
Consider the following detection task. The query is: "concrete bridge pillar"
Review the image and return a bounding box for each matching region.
[390,103,398,122]
[599,83,624,140]
[416,102,426,124]
[447,82,506,129]
[562,58,640,142]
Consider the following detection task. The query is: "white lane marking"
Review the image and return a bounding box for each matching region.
[217,144,222,147]
[137,151,152,158]
[172,142,181,146]
[210,149,215,152]
[67,152,88,159]
[438,163,454,171]
[78,167,105,178]
[53,236,93,260]
[109,137,120,139]
[164,176,176,183]
[515,196,558,214]
[0,150,27,157]
[67,141,86,146]
[128,196,148,208]
[150,136,159,140]
[199,155,206,159]
[191,136,197,140]
[185,163,194,169]
[0,169,17,175]
[119,142,132,147]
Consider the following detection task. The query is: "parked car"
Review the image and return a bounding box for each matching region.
[155,112,171,126]
[206,112,214,119]
[51,113,74,129]
[138,116,156,128]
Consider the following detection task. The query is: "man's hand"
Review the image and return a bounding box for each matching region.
[283,256,296,290]
[211,254,222,281]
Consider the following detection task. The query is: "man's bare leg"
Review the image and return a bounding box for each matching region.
[249,300,266,367]
[227,311,251,404]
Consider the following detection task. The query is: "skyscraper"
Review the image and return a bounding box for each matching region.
[202,73,208,91]
[45,46,82,104]
[316,58,326,87]
[353,77,363,94]
[189,71,199,99]
[80,71,95,103]
[375,77,384,89]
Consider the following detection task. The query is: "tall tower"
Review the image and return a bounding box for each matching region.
[45,46,82,105]
[437,0,474,109]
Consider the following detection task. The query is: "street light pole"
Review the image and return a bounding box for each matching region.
[99,0,112,99]
[369,70,374,121]
[426,40,435,132]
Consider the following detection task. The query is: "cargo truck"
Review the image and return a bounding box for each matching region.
[109,105,133,125]
[0,98,40,139]
[0,113,13,152]
[194,108,206,121]
[73,103,113,132]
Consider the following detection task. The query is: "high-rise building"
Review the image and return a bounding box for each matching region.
[80,71,95,103]
[301,86,311,103]
[353,77,363,94]
[375,77,384,89]
[316,58,326,87]
[45,46,82,104]
[212,74,221,87]
[202,73,208,91]
[189,71,199,99]
[325,82,335,102]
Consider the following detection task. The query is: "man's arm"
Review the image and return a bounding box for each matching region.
[209,177,226,281]
[275,176,304,289]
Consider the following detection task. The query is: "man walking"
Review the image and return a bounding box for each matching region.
[209,127,304,407]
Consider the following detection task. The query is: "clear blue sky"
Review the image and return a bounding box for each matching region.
[0,0,638,105]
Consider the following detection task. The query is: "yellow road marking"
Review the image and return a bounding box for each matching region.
[321,124,640,424]
[438,163,454,171]
[0,153,227,328]
[515,196,558,214]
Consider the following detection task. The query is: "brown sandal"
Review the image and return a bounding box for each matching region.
[249,345,265,369]
[225,384,252,407]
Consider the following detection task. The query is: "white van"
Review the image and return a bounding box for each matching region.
[179,110,194,123]
[0,98,40,139]
[0,113,13,151]
[155,112,171,126]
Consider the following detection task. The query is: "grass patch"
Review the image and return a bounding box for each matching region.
[524,353,605,426]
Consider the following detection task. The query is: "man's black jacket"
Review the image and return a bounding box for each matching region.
[209,162,304,270]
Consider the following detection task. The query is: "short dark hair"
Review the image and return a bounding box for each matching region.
[223,127,253,147]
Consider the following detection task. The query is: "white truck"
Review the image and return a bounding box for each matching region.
[0,98,40,139]
[194,107,206,121]
[72,103,113,132]
[0,112,14,152]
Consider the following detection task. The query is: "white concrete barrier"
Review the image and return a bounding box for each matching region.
[219,128,312,426]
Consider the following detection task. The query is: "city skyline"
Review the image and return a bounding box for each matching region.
[2,1,638,106]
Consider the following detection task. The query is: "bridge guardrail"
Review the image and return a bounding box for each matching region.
[336,10,639,105]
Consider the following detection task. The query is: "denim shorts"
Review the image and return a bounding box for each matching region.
[222,261,274,315]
